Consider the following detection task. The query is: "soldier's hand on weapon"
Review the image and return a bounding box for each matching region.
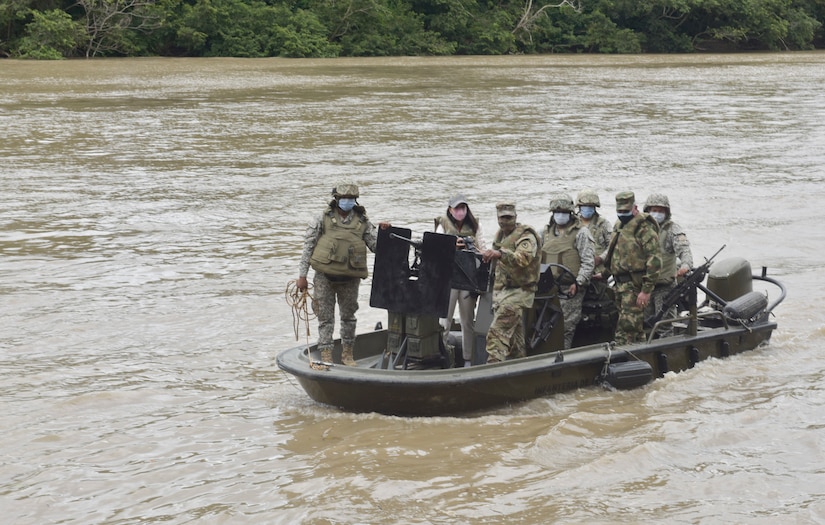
[636,290,651,309]
[569,283,578,297]
[456,236,477,252]
[378,222,391,230]
[677,267,689,277]
[592,272,604,281]
[482,249,501,263]
[296,276,308,292]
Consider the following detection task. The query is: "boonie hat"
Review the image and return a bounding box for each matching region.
[615,191,635,212]
[496,201,516,217]
[449,194,469,208]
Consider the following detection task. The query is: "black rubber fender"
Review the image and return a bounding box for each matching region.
[723,291,768,321]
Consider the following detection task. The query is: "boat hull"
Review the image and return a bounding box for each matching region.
[276,319,777,416]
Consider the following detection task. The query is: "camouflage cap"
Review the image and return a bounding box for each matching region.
[332,181,360,198]
[548,193,575,212]
[576,189,601,207]
[496,201,517,217]
[643,192,671,212]
[615,191,635,212]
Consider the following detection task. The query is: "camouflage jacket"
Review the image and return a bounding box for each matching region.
[585,214,612,275]
[657,219,694,284]
[606,213,662,294]
[491,224,541,308]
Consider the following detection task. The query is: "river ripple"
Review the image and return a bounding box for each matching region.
[1,53,824,524]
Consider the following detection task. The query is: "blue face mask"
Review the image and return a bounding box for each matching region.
[553,212,571,226]
[579,206,596,219]
[338,198,356,212]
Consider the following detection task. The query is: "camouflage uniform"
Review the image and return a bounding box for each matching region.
[644,194,694,336]
[576,190,612,277]
[298,202,378,353]
[486,203,541,362]
[606,192,662,345]
[540,194,595,349]
[586,215,612,275]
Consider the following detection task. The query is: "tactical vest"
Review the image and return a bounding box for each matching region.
[309,209,369,279]
[541,220,582,284]
[492,224,540,291]
[607,213,659,276]
[656,219,677,284]
[434,215,477,240]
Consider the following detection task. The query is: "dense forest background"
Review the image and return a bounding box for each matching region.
[2,0,823,59]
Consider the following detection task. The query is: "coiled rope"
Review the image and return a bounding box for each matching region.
[285,280,316,344]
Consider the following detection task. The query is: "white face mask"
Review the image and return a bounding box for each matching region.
[579,206,596,219]
[553,212,571,226]
[649,211,666,224]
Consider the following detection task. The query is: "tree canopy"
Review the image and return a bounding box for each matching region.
[1,0,823,58]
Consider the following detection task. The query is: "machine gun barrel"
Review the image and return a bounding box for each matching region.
[644,244,726,329]
[389,232,423,250]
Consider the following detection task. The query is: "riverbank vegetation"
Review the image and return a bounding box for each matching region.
[2,0,823,59]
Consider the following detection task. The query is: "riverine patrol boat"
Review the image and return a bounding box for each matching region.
[277,227,785,416]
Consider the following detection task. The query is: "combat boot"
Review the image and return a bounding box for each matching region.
[310,346,333,370]
[341,344,356,366]
[320,347,333,363]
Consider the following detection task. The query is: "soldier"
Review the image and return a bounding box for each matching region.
[576,189,612,281]
[481,202,541,363]
[295,181,386,367]
[540,193,595,349]
[643,193,694,336]
[435,193,487,367]
[604,191,663,345]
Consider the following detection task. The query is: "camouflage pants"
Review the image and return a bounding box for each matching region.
[614,281,646,345]
[312,273,360,351]
[648,282,677,338]
[485,304,526,362]
[560,285,585,349]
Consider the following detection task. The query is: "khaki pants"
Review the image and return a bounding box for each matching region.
[440,288,478,361]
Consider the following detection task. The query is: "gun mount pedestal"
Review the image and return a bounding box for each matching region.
[370,226,493,370]
[370,227,455,369]
[383,312,449,369]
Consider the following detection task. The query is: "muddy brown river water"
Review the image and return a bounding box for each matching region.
[2,53,825,524]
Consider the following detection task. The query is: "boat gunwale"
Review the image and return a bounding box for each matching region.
[276,318,778,387]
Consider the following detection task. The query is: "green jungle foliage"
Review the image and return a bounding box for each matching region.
[1,0,823,58]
